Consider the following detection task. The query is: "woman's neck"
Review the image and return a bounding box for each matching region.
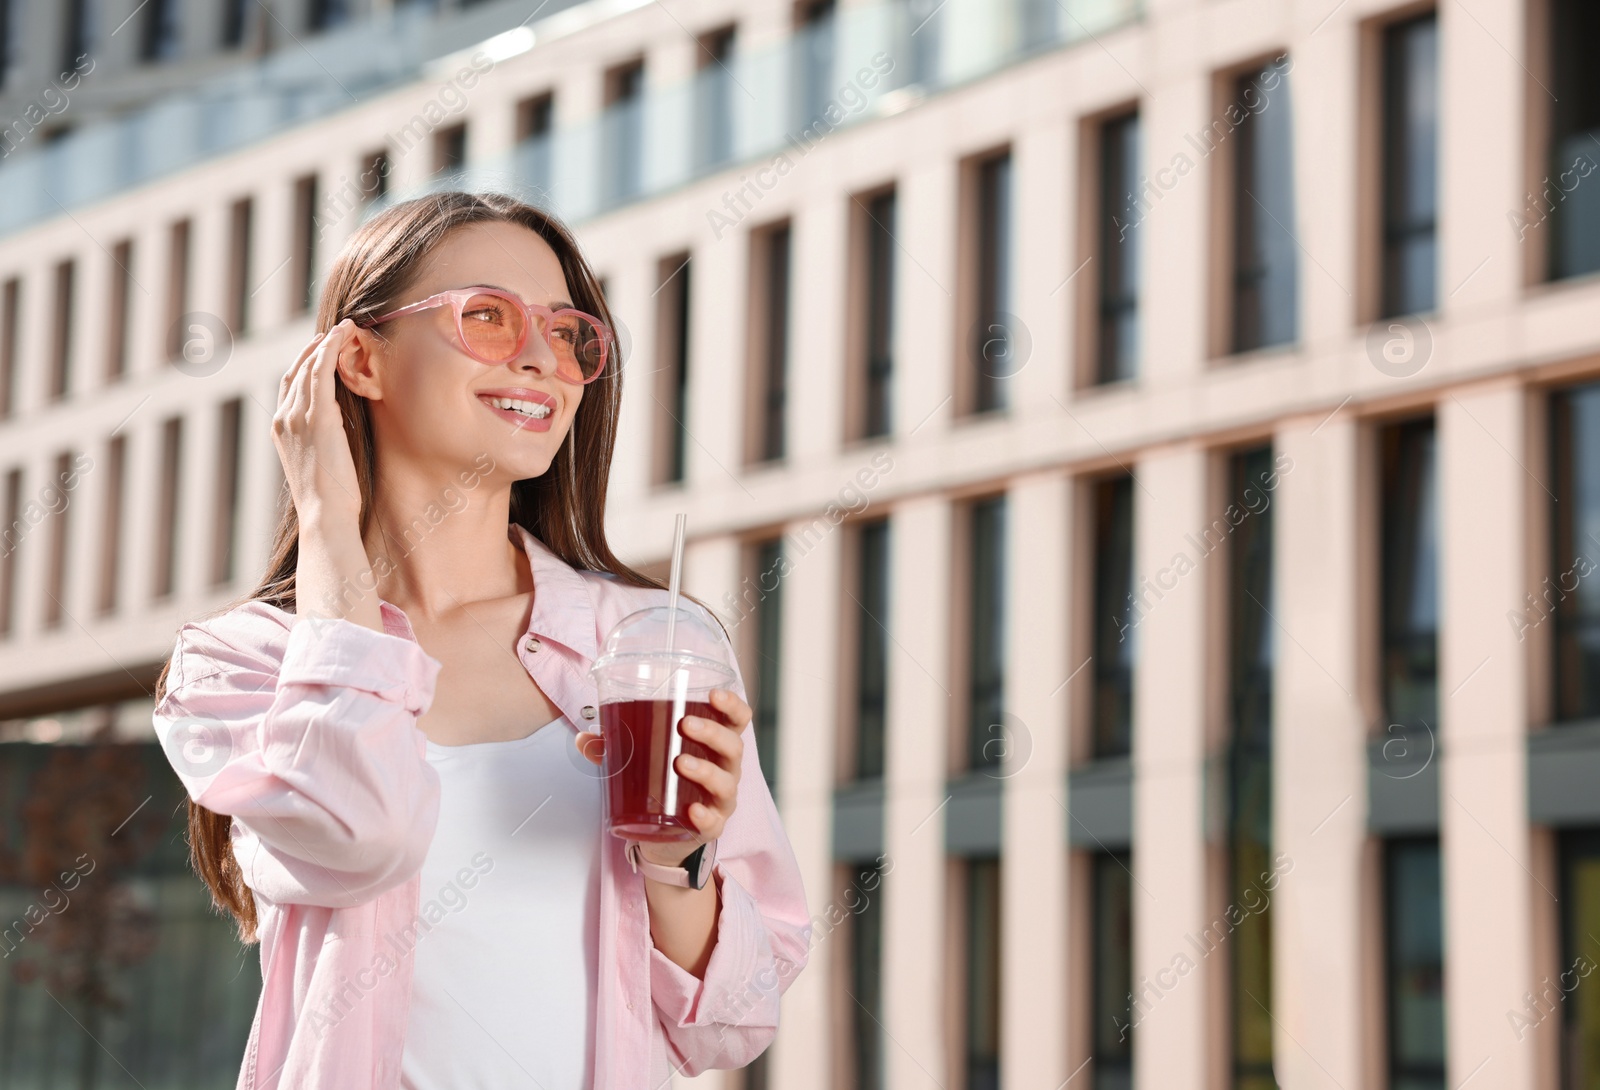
[362,480,530,624]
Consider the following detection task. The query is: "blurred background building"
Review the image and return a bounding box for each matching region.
[0,0,1597,1087]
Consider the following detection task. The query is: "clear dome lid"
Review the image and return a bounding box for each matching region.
[589,605,735,699]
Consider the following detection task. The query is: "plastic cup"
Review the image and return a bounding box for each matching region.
[588,605,736,842]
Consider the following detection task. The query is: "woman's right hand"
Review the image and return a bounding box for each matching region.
[274,319,363,529]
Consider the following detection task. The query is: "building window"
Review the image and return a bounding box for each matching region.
[854,188,896,440]
[846,859,887,1090]
[1097,111,1140,384]
[61,0,94,80]
[1017,0,1059,52]
[963,856,1002,1090]
[165,218,191,361]
[153,416,183,599]
[1550,382,1600,722]
[602,59,646,207]
[141,0,180,61]
[694,26,736,171]
[308,0,351,31]
[515,93,554,200]
[1230,56,1297,354]
[227,199,252,338]
[433,122,467,182]
[965,496,1006,771]
[50,258,74,400]
[1379,417,1438,731]
[747,221,791,465]
[222,0,250,47]
[793,0,837,130]
[41,450,73,628]
[969,151,1014,413]
[0,467,18,635]
[291,175,318,316]
[107,239,133,381]
[892,0,940,90]
[1227,445,1276,1089]
[1384,837,1445,1090]
[97,434,125,614]
[851,518,890,781]
[1380,13,1438,318]
[212,399,244,587]
[653,253,691,486]
[1091,850,1134,1089]
[361,149,390,205]
[1547,0,1600,281]
[1092,475,1135,759]
[751,537,784,795]
[1559,830,1600,1087]
[0,277,18,418]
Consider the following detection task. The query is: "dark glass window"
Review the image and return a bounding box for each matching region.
[1558,830,1600,1088]
[853,519,890,781]
[1228,446,1277,1090]
[757,224,791,463]
[848,860,886,1090]
[50,259,74,400]
[1231,57,1297,353]
[61,0,94,80]
[967,497,1006,770]
[1092,850,1134,1090]
[694,28,736,170]
[1549,0,1600,281]
[308,0,351,31]
[292,177,318,316]
[1380,13,1438,318]
[863,189,896,439]
[434,123,467,179]
[212,399,244,587]
[655,255,691,486]
[1380,418,1439,730]
[1385,837,1445,1090]
[973,153,1013,413]
[1092,476,1135,758]
[1550,382,1600,722]
[603,60,646,206]
[222,0,250,47]
[227,199,252,338]
[516,94,554,200]
[965,857,1002,1090]
[794,0,837,129]
[1099,112,1140,384]
[140,0,180,61]
[753,537,784,794]
[1017,0,1059,52]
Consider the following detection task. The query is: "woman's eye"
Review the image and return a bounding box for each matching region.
[465,306,506,325]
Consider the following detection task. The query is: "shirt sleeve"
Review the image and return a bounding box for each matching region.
[151,609,445,909]
[647,600,814,1072]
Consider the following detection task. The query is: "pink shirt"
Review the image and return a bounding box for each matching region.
[151,521,813,1090]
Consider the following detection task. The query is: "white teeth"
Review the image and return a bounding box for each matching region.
[485,396,552,419]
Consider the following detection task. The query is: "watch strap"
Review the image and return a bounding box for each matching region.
[626,838,716,890]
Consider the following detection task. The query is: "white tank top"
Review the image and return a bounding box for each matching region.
[400,716,603,1090]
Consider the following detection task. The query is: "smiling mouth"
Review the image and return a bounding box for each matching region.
[481,395,553,420]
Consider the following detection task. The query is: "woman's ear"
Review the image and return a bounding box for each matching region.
[338,327,386,401]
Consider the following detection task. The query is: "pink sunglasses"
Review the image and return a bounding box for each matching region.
[356,286,611,385]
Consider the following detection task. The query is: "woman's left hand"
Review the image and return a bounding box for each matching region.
[574,687,751,866]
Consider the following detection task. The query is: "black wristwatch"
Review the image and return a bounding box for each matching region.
[626,839,717,890]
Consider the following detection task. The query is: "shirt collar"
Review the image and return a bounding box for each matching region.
[374,522,599,663]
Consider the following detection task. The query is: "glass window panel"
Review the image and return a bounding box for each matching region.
[1232,58,1298,353]
[1380,14,1438,317]
[1549,0,1600,281]
[754,537,784,794]
[965,857,1001,1090]
[1093,476,1136,758]
[1099,112,1141,384]
[849,860,886,1090]
[1551,382,1600,722]
[1092,850,1134,1090]
[968,497,1006,769]
[1385,837,1446,1090]
[854,520,890,780]
[1380,418,1439,729]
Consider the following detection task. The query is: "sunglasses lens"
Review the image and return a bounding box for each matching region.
[547,311,608,383]
[460,293,526,362]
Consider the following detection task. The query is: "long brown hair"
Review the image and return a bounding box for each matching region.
[153,191,697,944]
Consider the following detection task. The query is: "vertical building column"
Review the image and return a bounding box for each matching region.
[1139,68,1210,381]
[1273,414,1366,1089]
[1010,122,1069,411]
[891,161,955,443]
[1129,445,1208,1086]
[770,515,842,1090]
[882,495,952,1089]
[1438,382,1535,1089]
[789,196,847,462]
[177,402,219,603]
[1001,470,1070,1085]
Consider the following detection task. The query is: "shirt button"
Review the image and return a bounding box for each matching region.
[581,705,596,720]
[524,636,541,653]
[626,1000,634,1011]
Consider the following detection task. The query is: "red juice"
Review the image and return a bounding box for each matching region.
[599,698,731,841]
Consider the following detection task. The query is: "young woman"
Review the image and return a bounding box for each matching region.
[151,191,812,1090]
